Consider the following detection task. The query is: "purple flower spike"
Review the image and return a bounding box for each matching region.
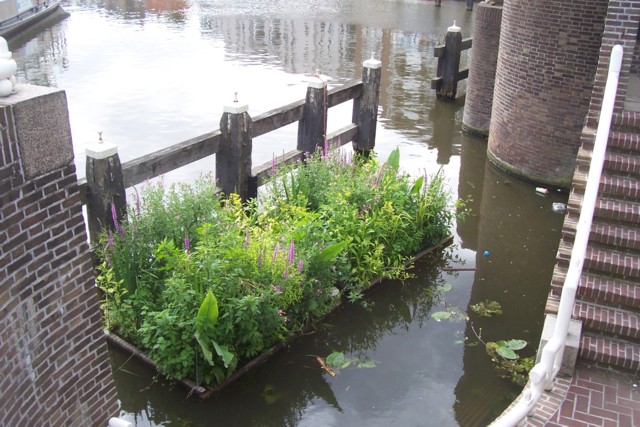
[283,267,289,279]
[273,285,282,294]
[107,230,114,248]
[288,240,295,265]
[134,187,141,216]
[111,202,119,229]
[297,259,304,274]
[272,243,280,264]
[244,228,250,249]
[184,235,191,254]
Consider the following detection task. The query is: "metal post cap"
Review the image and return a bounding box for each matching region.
[447,21,461,33]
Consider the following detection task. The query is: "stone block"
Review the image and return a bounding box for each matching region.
[0,84,73,179]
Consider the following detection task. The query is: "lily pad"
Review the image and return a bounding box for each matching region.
[438,283,453,293]
[470,300,503,317]
[431,311,452,321]
[326,351,345,368]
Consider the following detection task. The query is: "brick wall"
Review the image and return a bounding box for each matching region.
[462,3,503,136]
[0,85,118,426]
[587,0,640,126]
[487,0,608,189]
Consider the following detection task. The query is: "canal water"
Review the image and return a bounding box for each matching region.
[12,0,568,425]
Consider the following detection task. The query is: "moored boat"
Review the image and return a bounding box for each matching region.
[0,0,66,39]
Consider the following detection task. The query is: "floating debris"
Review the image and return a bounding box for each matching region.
[552,202,567,214]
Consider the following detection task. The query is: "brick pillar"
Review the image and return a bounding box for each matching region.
[462,3,502,137]
[487,0,607,189]
[0,85,119,425]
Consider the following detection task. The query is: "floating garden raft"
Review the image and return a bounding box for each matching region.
[97,148,461,398]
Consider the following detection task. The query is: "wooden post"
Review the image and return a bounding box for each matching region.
[217,96,253,201]
[297,77,327,155]
[436,22,462,100]
[435,0,441,6]
[352,57,382,157]
[467,0,474,11]
[85,134,126,244]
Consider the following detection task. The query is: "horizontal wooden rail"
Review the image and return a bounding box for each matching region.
[434,37,472,57]
[81,59,381,243]
[252,122,359,186]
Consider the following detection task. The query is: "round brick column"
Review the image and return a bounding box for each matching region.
[462,3,502,137]
[487,0,607,189]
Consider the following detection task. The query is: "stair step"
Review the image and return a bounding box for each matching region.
[550,267,640,311]
[582,131,640,154]
[567,191,640,225]
[573,170,640,199]
[573,300,640,341]
[609,131,640,153]
[579,332,640,373]
[557,241,640,280]
[612,111,640,129]
[563,215,640,250]
[577,148,640,176]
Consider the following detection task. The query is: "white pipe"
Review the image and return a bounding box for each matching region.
[490,44,623,427]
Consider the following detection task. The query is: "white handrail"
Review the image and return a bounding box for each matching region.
[491,44,623,427]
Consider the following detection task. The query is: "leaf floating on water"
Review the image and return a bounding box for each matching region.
[431,311,452,321]
[324,351,376,371]
[496,347,518,360]
[438,283,453,293]
[355,358,376,369]
[326,352,345,367]
[470,300,503,317]
[503,339,527,351]
[261,384,282,404]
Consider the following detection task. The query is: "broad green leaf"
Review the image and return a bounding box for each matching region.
[212,341,235,368]
[197,291,219,325]
[326,351,345,367]
[438,283,453,293]
[194,330,214,366]
[386,148,400,172]
[318,241,347,264]
[505,339,527,351]
[410,176,424,196]
[431,311,452,321]
[496,347,518,360]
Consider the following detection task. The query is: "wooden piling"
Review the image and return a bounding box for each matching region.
[440,23,462,99]
[467,0,474,11]
[431,22,469,100]
[297,78,327,154]
[85,134,126,243]
[217,98,253,201]
[352,57,382,156]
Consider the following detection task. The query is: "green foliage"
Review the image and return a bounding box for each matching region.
[485,339,532,386]
[325,351,376,370]
[97,148,457,387]
[487,339,528,360]
[470,300,503,317]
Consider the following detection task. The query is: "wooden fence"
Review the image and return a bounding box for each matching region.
[79,58,382,243]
